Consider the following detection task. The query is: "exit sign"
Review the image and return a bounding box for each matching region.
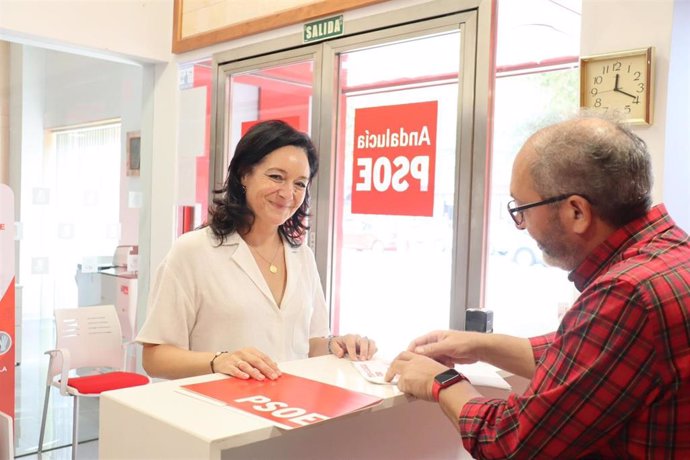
[303,15,344,43]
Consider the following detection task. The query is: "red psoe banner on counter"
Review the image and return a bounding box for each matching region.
[0,184,16,420]
[181,372,382,430]
[351,101,438,216]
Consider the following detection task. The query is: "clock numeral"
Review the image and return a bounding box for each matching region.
[633,71,641,81]
[613,61,622,71]
[594,98,602,108]
[636,82,645,93]
[593,76,603,85]
[602,64,610,74]
[632,96,640,104]
[624,105,632,114]
[627,64,631,73]
[590,88,598,96]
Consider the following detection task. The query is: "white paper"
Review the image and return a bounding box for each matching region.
[456,363,512,390]
[352,359,511,392]
[351,360,397,385]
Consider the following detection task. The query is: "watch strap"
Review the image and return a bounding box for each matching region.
[432,369,468,402]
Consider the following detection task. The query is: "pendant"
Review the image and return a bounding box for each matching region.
[269,264,278,274]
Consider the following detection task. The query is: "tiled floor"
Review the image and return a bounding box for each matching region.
[14,318,99,459]
[17,440,98,460]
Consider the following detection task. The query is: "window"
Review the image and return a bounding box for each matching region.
[484,0,582,337]
[21,122,122,315]
[331,32,461,355]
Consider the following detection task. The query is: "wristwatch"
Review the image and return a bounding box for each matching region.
[432,369,469,402]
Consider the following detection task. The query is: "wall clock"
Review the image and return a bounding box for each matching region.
[580,47,653,125]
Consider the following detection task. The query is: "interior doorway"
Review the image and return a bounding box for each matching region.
[6,43,145,457]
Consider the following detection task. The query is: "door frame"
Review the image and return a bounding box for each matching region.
[211,0,494,329]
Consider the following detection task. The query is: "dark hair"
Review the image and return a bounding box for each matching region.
[208,120,319,247]
[529,114,652,227]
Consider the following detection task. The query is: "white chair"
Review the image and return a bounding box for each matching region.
[0,410,13,460]
[38,305,150,460]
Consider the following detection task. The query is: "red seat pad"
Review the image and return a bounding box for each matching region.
[65,371,149,394]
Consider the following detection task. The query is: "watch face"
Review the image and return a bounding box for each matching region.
[435,369,462,386]
[581,48,652,124]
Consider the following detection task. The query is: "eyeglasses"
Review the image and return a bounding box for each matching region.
[506,194,572,227]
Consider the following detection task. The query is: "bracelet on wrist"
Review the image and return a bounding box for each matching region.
[327,336,337,355]
[210,351,228,373]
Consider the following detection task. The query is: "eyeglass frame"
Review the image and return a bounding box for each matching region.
[506,194,578,227]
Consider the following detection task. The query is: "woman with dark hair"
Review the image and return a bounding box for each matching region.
[137,120,376,380]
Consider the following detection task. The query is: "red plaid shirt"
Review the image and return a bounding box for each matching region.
[461,205,690,459]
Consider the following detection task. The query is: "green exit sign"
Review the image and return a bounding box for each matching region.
[303,15,344,43]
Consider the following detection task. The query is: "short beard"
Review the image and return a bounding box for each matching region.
[537,213,581,271]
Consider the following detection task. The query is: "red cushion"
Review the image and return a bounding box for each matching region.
[66,371,149,394]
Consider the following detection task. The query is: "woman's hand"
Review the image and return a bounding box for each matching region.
[213,347,282,380]
[329,334,377,360]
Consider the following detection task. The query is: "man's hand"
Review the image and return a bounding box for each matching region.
[384,351,449,401]
[407,330,484,366]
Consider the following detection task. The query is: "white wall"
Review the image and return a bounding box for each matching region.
[43,52,138,126]
[663,0,690,229]
[581,0,686,222]
[0,0,172,63]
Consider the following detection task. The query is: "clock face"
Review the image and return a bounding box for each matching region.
[581,49,652,124]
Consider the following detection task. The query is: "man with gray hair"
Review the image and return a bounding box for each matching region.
[386,115,690,458]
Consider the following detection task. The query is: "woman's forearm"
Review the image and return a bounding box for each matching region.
[142,343,216,379]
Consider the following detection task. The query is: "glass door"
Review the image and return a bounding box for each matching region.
[216,52,318,180]
[213,8,485,359]
[325,28,472,356]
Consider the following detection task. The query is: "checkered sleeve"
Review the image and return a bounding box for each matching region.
[459,278,658,459]
[528,332,555,364]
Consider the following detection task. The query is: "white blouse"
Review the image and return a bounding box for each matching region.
[136,227,330,362]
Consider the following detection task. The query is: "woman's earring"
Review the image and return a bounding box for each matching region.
[241,185,246,194]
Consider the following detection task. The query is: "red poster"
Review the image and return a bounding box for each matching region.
[181,373,382,430]
[0,185,15,420]
[351,101,438,216]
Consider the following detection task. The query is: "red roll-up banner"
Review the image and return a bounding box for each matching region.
[0,184,16,420]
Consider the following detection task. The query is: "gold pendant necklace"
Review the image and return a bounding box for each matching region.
[251,238,282,274]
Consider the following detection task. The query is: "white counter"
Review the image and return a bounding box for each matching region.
[100,355,505,460]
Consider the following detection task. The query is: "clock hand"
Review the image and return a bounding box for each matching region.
[614,73,620,91]
[614,87,638,99]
